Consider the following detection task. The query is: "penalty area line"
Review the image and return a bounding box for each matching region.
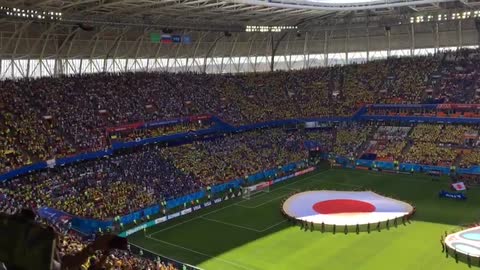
[200,217,262,232]
[260,220,287,232]
[129,242,205,270]
[200,216,287,233]
[236,193,289,209]
[237,170,330,209]
[279,187,302,192]
[146,235,255,270]
[148,203,237,237]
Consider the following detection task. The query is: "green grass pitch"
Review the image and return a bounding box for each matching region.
[128,168,480,270]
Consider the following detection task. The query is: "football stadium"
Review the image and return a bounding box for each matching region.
[5,0,480,269]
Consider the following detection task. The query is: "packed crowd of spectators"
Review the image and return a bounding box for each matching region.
[2,49,480,174]
[0,127,315,219]
[6,44,480,270]
[459,149,480,168]
[374,141,407,161]
[364,126,411,161]
[431,48,480,103]
[161,129,307,184]
[409,124,442,142]
[303,128,335,152]
[108,121,210,144]
[438,125,475,145]
[455,174,480,186]
[333,124,373,158]
[1,144,201,219]
[401,124,480,165]
[403,142,459,166]
[380,56,440,103]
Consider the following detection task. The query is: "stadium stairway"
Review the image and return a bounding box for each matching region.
[453,152,464,167]
[426,52,447,101]
[0,117,35,164]
[400,140,414,160]
[354,128,377,159]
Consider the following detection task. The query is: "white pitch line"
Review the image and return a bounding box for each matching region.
[149,170,328,237]
[200,217,261,232]
[240,186,285,200]
[149,203,237,236]
[280,170,329,189]
[277,170,332,191]
[237,170,330,209]
[200,217,287,233]
[236,193,289,209]
[280,187,302,192]
[148,216,201,236]
[260,220,287,232]
[146,236,255,270]
[129,242,205,270]
[322,181,362,188]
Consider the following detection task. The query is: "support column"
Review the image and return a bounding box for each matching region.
[410,24,415,56]
[386,26,391,58]
[104,28,126,72]
[189,32,206,72]
[203,35,223,73]
[345,29,349,64]
[173,30,186,72]
[366,28,370,62]
[270,31,289,72]
[283,32,291,70]
[247,36,256,72]
[324,30,329,66]
[458,20,463,48]
[303,32,308,69]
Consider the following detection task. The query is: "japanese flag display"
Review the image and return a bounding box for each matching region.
[445,226,480,257]
[282,191,413,226]
[452,182,466,191]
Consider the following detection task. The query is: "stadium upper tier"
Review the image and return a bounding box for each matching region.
[1,48,480,173]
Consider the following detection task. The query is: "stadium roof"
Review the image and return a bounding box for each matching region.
[1,0,480,78]
[5,0,480,32]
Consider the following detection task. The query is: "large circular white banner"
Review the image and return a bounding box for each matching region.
[283,190,413,226]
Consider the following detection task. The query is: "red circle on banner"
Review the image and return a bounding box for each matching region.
[312,199,376,214]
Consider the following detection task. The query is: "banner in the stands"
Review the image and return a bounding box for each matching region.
[161,34,172,44]
[119,198,224,237]
[272,174,294,184]
[182,35,191,44]
[145,119,180,128]
[172,35,182,43]
[106,122,143,133]
[294,167,315,176]
[368,104,438,109]
[438,190,467,200]
[37,207,73,225]
[188,114,212,121]
[106,115,214,134]
[438,104,480,110]
[245,180,272,192]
